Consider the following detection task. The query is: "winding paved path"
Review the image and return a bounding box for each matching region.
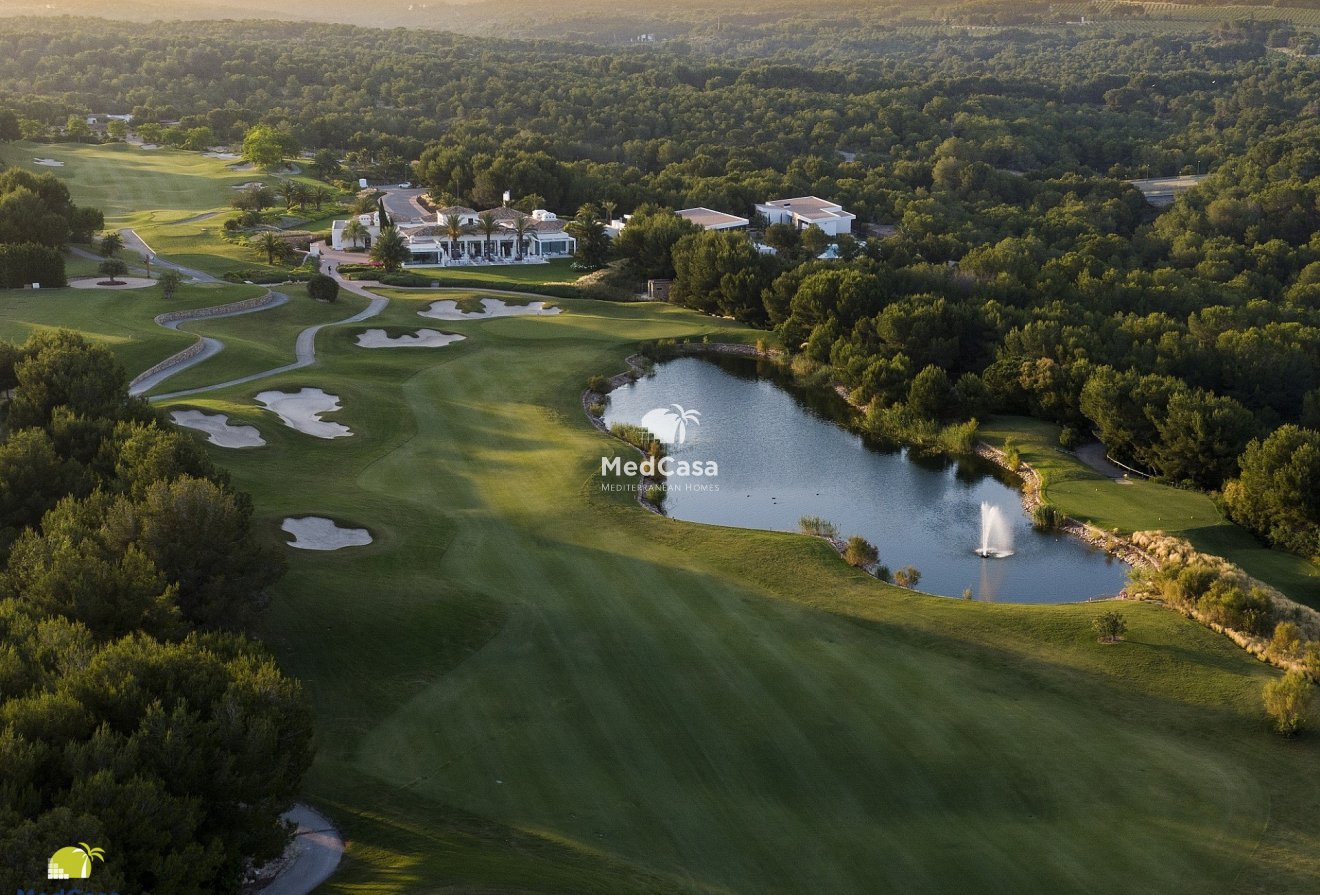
[258,804,344,895]
[128,292,290,396]
[150,284,387,401]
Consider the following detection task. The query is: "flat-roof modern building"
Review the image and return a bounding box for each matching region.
[676,207,750,231]
[755,196,855,236]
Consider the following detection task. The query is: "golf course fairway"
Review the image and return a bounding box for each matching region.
[125,288,1320,894]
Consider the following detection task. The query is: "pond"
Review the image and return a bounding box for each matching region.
[602,356,1127,603]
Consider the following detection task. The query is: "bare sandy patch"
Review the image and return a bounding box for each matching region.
[281,516,372,551]
[170,410,265,448]
[419,298,562,320]
[32,158,64,167]
[67,276,155,290]
[204,150,241,160]
[256,388,352,438]
[355,328,465,349]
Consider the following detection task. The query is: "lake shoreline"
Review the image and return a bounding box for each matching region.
[584,343,1132,602]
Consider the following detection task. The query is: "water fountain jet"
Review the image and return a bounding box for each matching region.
[976,501,1014,558]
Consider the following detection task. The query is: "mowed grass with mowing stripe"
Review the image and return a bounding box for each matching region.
[157,297,1320,894]
[0,281,266,375]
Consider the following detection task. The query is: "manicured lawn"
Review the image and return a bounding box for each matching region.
[0,280,265,376]
[407,257,579,286]
[0,141,328,277]
[140,300,1320,894]
[981,416,1320,606]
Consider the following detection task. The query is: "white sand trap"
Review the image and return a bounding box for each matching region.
[204,150,240,160]
[256,388,352,439]
[32,158,64,167]
[282,516,372,551]
[355,328,465,349]
[419,298,562,320]
[171,410,266,448]
[232,180,265,190]
[139,143,160,151]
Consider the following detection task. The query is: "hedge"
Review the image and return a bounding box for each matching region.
[0,243,66,289]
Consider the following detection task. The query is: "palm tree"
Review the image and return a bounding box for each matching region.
[601,199,618,225]
[566,207,608,268]
[312,186,330,211]
[442,213,474,263]
[278,181,298,211]
[511,215,533,260]
[255,231,286,265]
[476,210,500,260]
[342,219,369,250]
[370,225,411,272]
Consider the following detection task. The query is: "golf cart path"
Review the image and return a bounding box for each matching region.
[258,804,344,895]
[120,229,224,283]
[149,274,387,401]
[128,291,290,396]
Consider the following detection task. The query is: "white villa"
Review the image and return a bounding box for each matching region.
[755,196,855,236]
[331,205,576,265]
[675,207,750,231]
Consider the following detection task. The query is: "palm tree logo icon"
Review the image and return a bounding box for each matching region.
[48,843,105,880]
[639,404,701,444]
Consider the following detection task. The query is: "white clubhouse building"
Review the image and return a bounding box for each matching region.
[331,205,576,265]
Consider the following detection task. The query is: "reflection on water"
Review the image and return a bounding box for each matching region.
[602,356,1127,603]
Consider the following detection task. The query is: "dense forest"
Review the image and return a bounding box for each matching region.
[0,15,1317,559]
[0,330,312,892]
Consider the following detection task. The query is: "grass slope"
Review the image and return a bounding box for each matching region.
[406,258,579,286]
[0,280,265,376]
[981,416,1320,607]
[0,141,321,276]
[150,296,1320,894]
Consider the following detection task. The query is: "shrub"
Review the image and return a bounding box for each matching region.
[1093,610,1128,643]
[1198,580,1274,635]
[644,484,666,504]
[1032,503,1061,531]
[1263,670,1313,736]
[306,273,339,302]
[1059,426,1083,449]
[587,401,606,417]
[799,515,839,540]
[893,565,921,588]
[1304,641,1320,679]
[1002,436,1021,471]
[1271,621,1304,659]
[587,374,612,394]
[843,535,878,569]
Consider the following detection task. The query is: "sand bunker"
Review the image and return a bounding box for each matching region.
[419,298,562,320]
[139,143,160,151]
[32,158,64,167]
[355,328,465,349]
[204,150,240,160]
[256,388,352,439]
[170,410,266,448]
[281,516,372,551]
[232,180,265,190]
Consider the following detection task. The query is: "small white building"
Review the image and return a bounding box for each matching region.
[675,207,750,231]
[755,196,855,236]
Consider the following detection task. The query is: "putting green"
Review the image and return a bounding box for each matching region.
[143,295,1319,894]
